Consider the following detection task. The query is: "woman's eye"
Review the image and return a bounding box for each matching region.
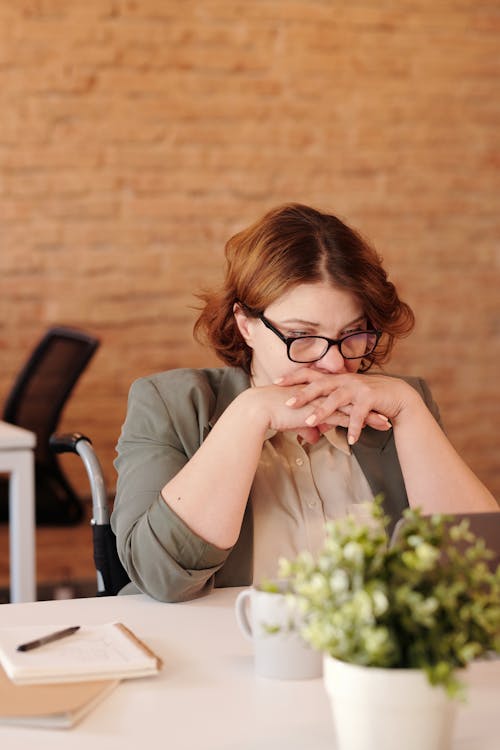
[288,331,309,338]
[342,328,364,337]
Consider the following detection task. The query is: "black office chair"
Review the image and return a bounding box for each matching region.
[50,432,130,596]
[1,326,100,525]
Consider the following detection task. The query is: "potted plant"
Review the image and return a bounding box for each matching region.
[277,498,500,750]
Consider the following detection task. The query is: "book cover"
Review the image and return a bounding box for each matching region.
[0,665,118,729]
[0,622,162,685]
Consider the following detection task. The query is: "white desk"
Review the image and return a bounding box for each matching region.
[0,421,36,603]
[0,588,498,749]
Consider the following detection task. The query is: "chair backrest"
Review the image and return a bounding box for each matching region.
[3,326,100,468]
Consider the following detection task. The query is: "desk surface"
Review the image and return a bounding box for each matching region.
[0,421,36,450]
[0,588,498,749]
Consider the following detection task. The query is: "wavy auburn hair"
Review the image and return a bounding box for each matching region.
[194,203,414,373]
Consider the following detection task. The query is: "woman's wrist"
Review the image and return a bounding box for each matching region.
[389,381,427,428]
[231,387,272,435]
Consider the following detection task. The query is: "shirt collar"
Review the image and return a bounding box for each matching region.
[265,426,351,456]
[322,426,351,455]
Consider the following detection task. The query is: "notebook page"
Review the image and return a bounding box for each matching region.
[0,622,162,684]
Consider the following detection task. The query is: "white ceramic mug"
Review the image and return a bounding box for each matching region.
[235,584,323,680]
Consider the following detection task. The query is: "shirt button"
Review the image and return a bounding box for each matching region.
[295,458,304,466]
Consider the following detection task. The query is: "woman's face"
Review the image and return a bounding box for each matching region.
[235,281,367,386]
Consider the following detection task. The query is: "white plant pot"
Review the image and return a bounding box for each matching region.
[323,655,458,750]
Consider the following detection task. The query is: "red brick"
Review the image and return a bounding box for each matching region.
[0,2,498,502]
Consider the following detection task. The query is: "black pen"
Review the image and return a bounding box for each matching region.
[16,625,80,652]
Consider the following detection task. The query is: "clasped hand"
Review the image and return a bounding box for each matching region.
[262,369,413,445]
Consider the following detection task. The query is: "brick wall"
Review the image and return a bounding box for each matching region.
[1,1,499,502]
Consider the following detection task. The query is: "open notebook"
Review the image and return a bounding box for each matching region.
[0,622,162,686]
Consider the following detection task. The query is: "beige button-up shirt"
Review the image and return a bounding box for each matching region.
[251,427,374,584]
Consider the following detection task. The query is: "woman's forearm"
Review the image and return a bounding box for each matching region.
[160,381,339,548]
[393,398,498,513]
[161,389,269,549]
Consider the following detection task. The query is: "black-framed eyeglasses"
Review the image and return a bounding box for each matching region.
[257,312,382,364]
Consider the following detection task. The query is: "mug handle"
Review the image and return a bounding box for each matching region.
[235,589,253,640]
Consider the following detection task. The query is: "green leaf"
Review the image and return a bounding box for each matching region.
[278,495,500,697]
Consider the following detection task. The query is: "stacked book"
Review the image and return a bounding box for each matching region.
[0,622,162,729]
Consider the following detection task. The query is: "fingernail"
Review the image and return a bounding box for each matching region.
[347,434,356,445]
[273,377,284,384]
[305,414,317,426]
[375,413,389,422]
[285,397,297,406]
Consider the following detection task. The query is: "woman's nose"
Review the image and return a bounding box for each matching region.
[312,344,346,373]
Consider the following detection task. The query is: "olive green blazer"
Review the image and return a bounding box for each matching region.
[112,367,441,602]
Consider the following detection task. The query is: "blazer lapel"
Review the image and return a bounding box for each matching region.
[205,368,250,439]
[352,426,409,534]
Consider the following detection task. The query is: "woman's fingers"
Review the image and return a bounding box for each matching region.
[302,386,354,425]
[317,412,351,430]
[294,426,323,444]
[336,404,391,430]
[265,389,330,433]
[278,374,394,443]
[274,369,317,387]
[270,373,399,442]
[283,380,334,408]
[365,412,392,431]
[313,410,391,439]
[346,403,370,445]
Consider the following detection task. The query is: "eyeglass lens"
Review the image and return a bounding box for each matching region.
[289,331,378,363]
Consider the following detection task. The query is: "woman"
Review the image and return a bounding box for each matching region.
[112,203,497,601]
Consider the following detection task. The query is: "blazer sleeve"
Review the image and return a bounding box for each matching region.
[112,375,233,603]
[413,376,443,428]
